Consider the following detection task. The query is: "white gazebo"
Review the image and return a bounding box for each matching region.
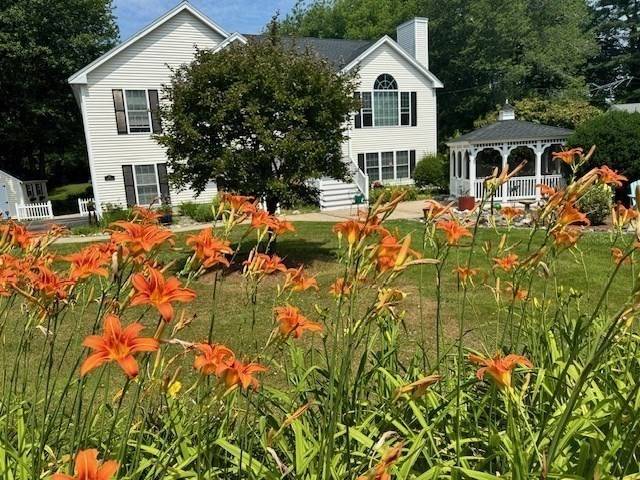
[446,103,573,202]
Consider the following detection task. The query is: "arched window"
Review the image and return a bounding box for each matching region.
[373,74,399,126]
[374,74,398,90]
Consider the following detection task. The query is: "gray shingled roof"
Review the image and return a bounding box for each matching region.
[449,120,573,144]
[245,34,374,69]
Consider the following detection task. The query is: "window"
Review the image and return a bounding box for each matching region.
[134,164,159,205]
[362,92,373,127]
[396,151,409,179]
[373,74,398,126]
[125,90,151,133]
[381,152,394,180]
[366,153,380,182]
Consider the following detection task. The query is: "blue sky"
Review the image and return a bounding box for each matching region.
[114,0,300,39]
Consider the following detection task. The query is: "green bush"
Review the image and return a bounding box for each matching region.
[578,184,612,225]
[369,184,418,204]
[568,111,640,182]
[179,201,218,223]
[413,154,447,190]
[100,203,132,225]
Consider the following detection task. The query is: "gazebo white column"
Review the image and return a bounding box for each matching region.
[534,145,543,201]
[500,146,509,201]
[468,151,476,199]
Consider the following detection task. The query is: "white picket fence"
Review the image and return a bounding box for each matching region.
[78,198,95,217]
[15,201,53,221]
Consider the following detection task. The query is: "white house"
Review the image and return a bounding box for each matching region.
[69,2,442,215]
[0,169,49,219]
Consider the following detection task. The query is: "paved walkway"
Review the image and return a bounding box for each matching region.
[53,200,426,245]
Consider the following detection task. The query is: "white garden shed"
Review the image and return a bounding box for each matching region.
[0,169,49,219]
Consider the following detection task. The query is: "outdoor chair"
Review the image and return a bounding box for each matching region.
[629,180,640,207]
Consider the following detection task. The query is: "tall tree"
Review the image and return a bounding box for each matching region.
[0,0,118,183]
[588,0,640,103]
[158,27,359,213]
[282,0,596,140]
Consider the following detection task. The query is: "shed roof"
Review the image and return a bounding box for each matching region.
[448,120,573,144]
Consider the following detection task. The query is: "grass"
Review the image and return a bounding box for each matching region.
[46,220,629,376]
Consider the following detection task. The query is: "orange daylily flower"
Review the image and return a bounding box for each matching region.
[357,443,403,480]
[551,227,581,248]
[493,253,519,272]
[505,282,528,301]
[435,219,472,245]
[453,266,479,285]
[596,166,627,187]
[469,352,533,389]
[275,305,323,339]
[557,203,590,227]
[186,228,233,268]
[423,199,453,221]
[500,207,524,222]
[31,265,74,300]
[283,266,319,292]
[52,449,118,480]
[333,219,364,246]
[132,206,161,224]
[537,183,557,198]
[63,244,112,280]
[553,147,583,165]
[80,313,159,378]
[375,234,421,272]
[0,221,35,250]
[110,221,174,257]
[329,278,352,297]
[131,267,196,322]
[221,193,255,213]
[243,252,288,275]
[220,359,268,391]
[193,343,235,376]
[394,374,442,401]
[612,204,639,229]
[611,247,632,265]
[0,260,17,297]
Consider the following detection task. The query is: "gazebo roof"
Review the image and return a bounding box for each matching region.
[448,119,573,144]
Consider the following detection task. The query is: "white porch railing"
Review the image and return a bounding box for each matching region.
[78,198,95,217]
[15,201,53,221]
[472,174,565,201]
[349,159,370,201]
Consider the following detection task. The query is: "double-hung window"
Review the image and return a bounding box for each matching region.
[354,74,417,128]
[366,153,380,182]
[396,151,409,179]
[134,164,160,205]
[381,152,395,180]
[359,150,414,183]
[125,90,152,133]
[373,74,399,126]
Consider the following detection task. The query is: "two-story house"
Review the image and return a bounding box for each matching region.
[69,2,442,215]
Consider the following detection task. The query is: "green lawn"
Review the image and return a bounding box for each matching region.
[48,182,92,201]
[45,221,630,369]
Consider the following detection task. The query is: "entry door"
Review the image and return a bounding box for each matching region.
[0,184,9,219]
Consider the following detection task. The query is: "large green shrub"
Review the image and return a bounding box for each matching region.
[369,184,418,204]
[414,154,446,190]
[178,201,218,223]
[567,111,640,182]
[577,184,612,225]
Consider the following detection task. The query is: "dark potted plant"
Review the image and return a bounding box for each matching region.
[159,202,173,225]
[457,189,475,211]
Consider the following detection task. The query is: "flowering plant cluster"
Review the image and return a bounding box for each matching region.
[0,146,639,479]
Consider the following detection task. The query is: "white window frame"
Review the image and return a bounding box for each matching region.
[123,89,153,135]
[362,150,412,183]
[132,163,160,206]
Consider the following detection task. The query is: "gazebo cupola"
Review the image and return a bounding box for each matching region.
[446,102,574,202]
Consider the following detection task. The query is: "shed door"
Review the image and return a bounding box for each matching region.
[0,184,9,219]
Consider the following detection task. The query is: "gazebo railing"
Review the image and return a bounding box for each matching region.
[473,174,565,201]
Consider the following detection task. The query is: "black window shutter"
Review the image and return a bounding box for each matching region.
[148,90,162,134]
[156,163,171,204]
[357,153,365,172]
[112,89,128,134]
[354,92,362,129]
[411,92,417,126]
[409,150,416,177]
[362,92,373,127]
[122,165,136,206]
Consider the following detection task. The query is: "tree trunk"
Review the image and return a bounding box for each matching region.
[265,195,279,215]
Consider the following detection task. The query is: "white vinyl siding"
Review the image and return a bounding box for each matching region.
[80,10,223,213]
[0,170,28,218]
